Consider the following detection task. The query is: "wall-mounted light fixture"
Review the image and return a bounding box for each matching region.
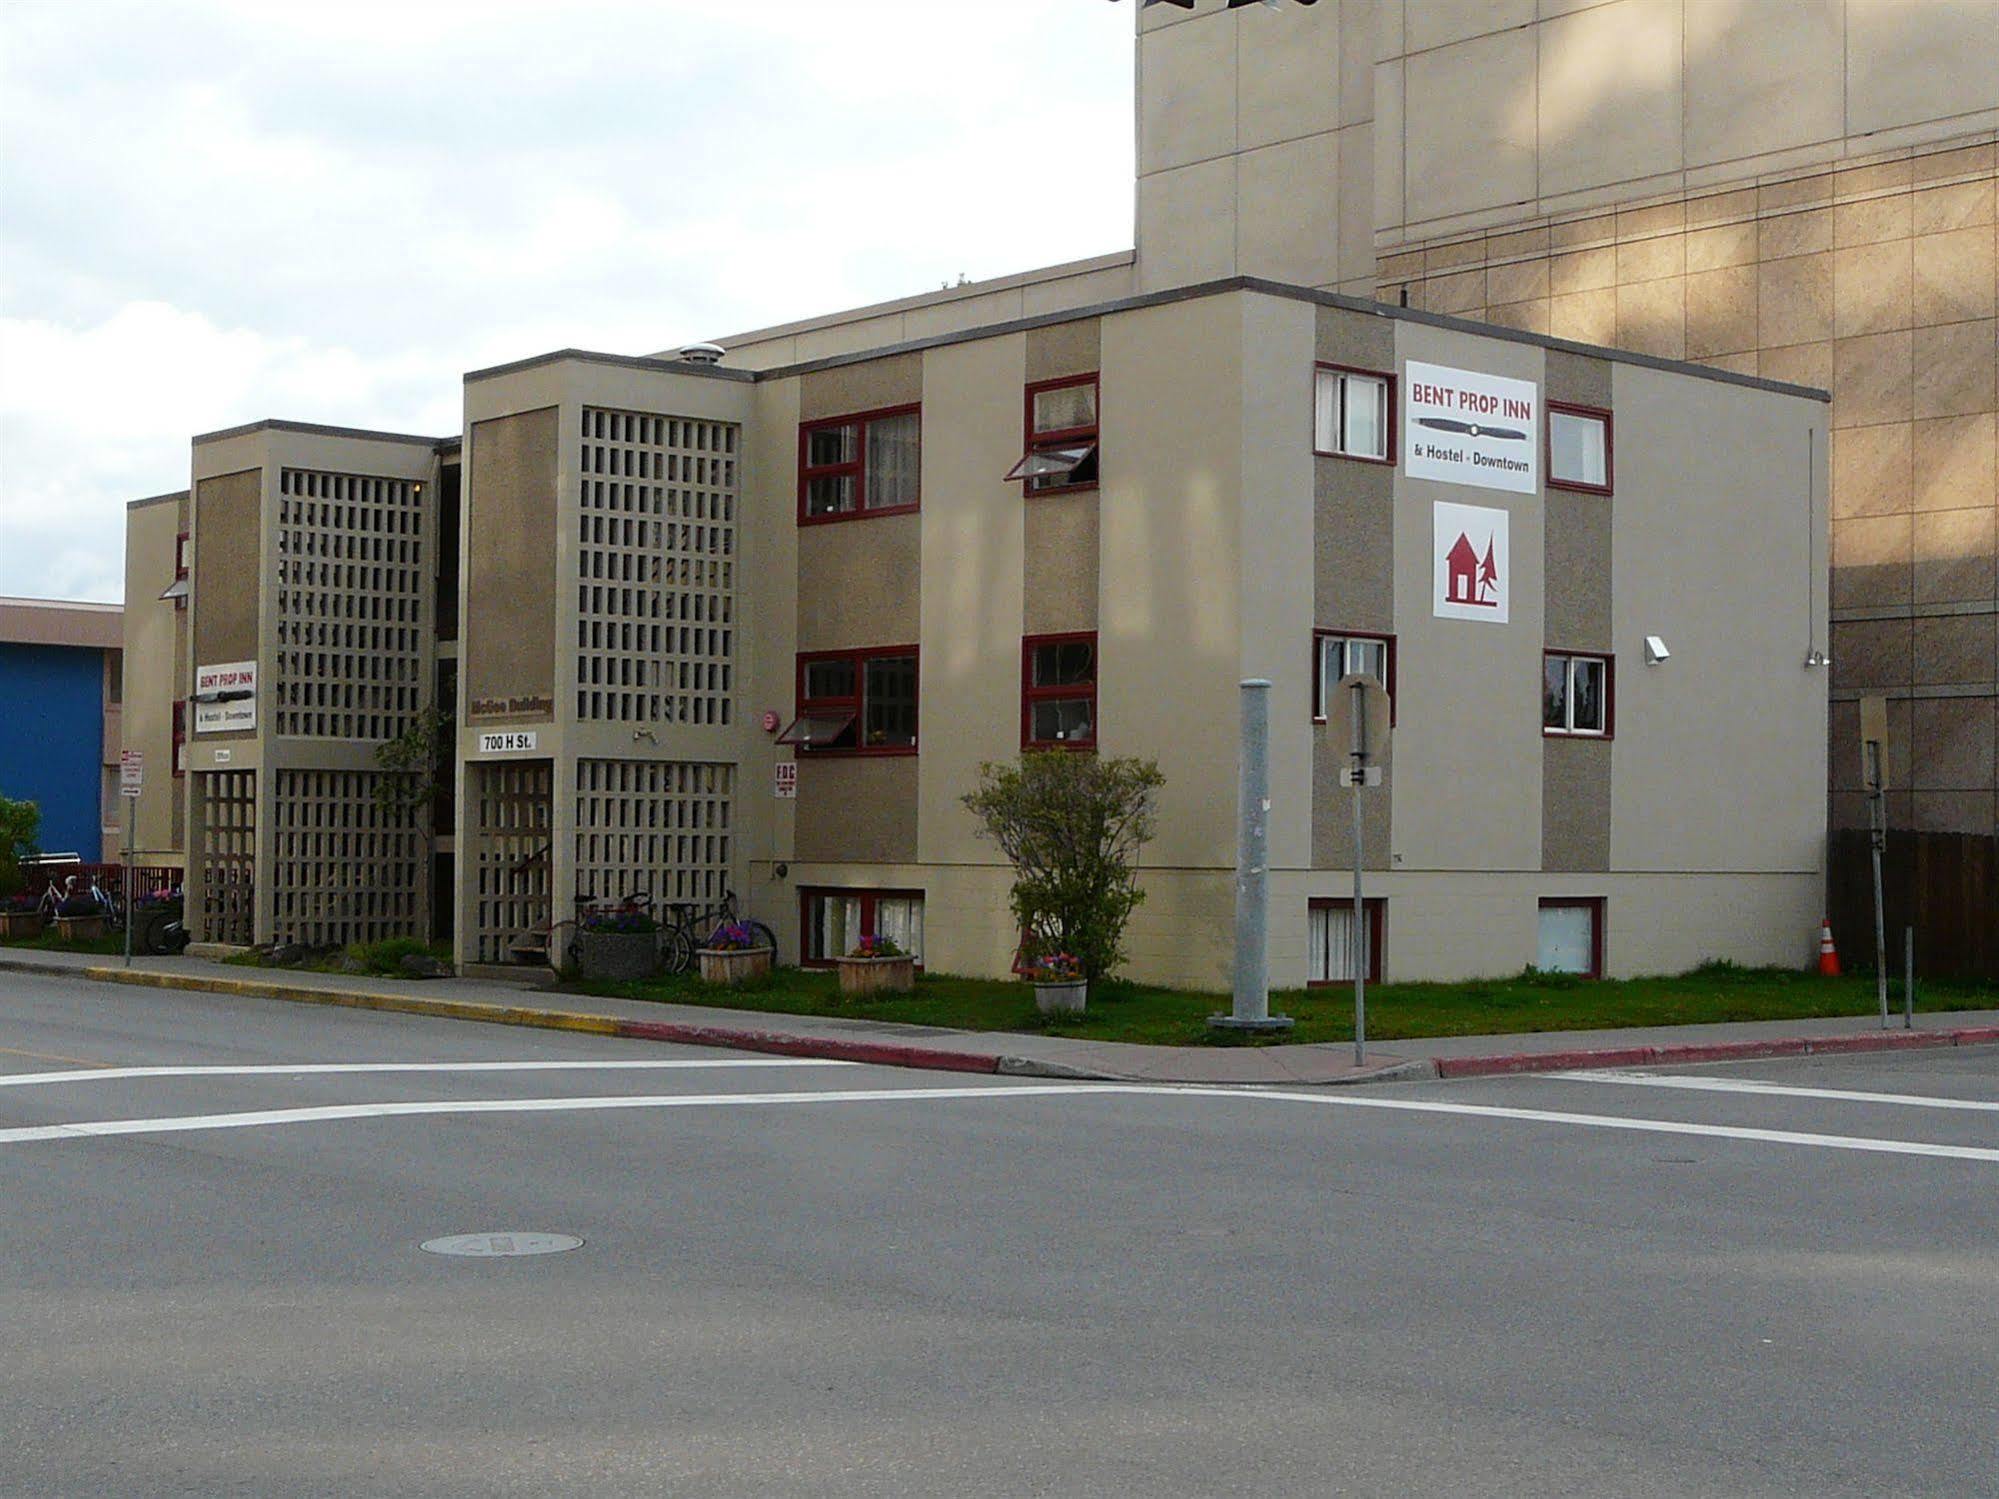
[1804,650,1830,669]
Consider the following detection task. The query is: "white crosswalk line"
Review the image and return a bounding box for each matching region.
[1553,1070,1999,1114]
[3,1081,1997,1163]
[0,1059,854,1089]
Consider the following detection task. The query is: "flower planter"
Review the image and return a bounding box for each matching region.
[1033,980,1087,1016]
[836,954,916,996]
[55,915,107,943]
[0,911,45,940]
[574,929,659,982]
[698,946,773,986]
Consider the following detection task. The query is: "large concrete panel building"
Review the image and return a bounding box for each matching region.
[130,0,1999,982]
[127,280,1828,986]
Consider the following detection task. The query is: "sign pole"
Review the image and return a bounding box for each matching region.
[1865,741,1889,1030]
[123,794,135,969]
[1350,678,1368,1067]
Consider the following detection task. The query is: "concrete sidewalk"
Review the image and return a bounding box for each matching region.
[3,946,1995,1085]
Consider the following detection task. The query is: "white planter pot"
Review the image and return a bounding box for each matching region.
[1034,980,1087,1015]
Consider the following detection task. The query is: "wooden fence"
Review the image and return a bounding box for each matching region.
[1828,830,1998,982]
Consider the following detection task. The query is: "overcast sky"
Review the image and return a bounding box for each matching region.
[0,0,1136,604]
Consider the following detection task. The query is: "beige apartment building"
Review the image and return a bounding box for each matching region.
[127,279,1828,986]
[138,0,1999,980]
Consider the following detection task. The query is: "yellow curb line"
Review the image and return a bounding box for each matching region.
[80,966,625,1038]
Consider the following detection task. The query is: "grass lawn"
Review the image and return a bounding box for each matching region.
[0,928,129,957]
[223,937,456,978]
[578,961,1999,1047]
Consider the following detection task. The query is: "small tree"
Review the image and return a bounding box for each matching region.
[373,704,452,931]
[962,751,1164,982]
[0,795,41,900]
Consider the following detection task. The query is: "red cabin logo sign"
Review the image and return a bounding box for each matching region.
[1444,531,1501,607]
[1433,501,1510,624]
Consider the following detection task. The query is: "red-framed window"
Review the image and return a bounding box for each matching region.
[1543,650,1614,737]
[1005,373,1099,495]
[1547,401,1613,494]
[1308,898,1384,984]
[778,646,919,754]
[800,888,925,967]
[174,531,190,579]
[1021,631,1097,749]
[1537,897,1604,979]
[171,700,187,777]
[1312,629,1395,725]
[1313,362,1394,464]
[797,404,921,524]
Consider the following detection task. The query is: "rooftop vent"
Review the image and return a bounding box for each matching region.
[679,342,726,366]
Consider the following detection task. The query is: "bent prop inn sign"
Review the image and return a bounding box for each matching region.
[1404,361,1539,494]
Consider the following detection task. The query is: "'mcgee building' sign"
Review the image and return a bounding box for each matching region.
[1404,362,1538,494]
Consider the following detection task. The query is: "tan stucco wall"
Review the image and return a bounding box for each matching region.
[120,494,187,862]
[915,331,1028,867]
[464,407,558,721]
[192,469,261,675]
[1607,362,1829,875]
[1098,291,1246,871]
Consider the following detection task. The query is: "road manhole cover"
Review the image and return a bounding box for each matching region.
[420,1232,584,1257]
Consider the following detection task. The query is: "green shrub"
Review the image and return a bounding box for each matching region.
[347,936,432,974]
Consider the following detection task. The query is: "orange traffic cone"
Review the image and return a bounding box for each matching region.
[1817,918,1841,977]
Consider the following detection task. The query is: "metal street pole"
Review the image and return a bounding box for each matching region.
[1211,679,1292,1034]
[1866,741,1888,1030]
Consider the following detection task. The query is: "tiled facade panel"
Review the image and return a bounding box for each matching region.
[275,468,425,740]
[573,758,734,914]
[194,769,256,946]
[1376,139,1999,836]
[469,759,552,965]
[576,407,738,727]
[269,769,422,947]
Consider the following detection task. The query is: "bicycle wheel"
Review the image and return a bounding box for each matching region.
[658,926,694,976]
[746,920,779,967]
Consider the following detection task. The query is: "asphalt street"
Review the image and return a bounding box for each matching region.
[3,970,1995,1498]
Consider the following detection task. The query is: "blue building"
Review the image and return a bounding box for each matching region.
[0,597,123,861]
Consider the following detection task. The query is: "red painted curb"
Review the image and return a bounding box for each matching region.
[613,1018,1002,1075]
[1434,1025,1998,1079]
[1437,1047,1653,1078]
[1800,1030,1954,1055]
[1647,1038,1812,1066]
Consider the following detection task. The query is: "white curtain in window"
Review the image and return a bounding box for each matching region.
[1309,904,1363,981]
[865,413,921,508]
[1537,904,1595,974]
[1343,375,1386,458]
[1551,411,1607,486]
[815,894,860,961]
[875,897,924,962]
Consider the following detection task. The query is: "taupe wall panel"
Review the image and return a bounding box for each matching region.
[796,514,921,651]
[1543,491,1613,651]
[1546,349,1614,411]
[1542,735,1613,872]
[1022,495,1100,637]
[798,353,922,422]
[1025,319,1101,384]
[1311,304,1399,871]
[193,469,260,671]
[794,757,917,864]
[464,406,558,720]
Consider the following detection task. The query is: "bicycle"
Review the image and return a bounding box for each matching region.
[36,871,123,931]
[657,889,777,976]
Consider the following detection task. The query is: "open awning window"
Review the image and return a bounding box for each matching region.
[775,710,858,748]
[1004,443,1098,486]
[158,577,190,601]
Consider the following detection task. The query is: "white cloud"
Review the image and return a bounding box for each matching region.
[0,1,1136,602]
